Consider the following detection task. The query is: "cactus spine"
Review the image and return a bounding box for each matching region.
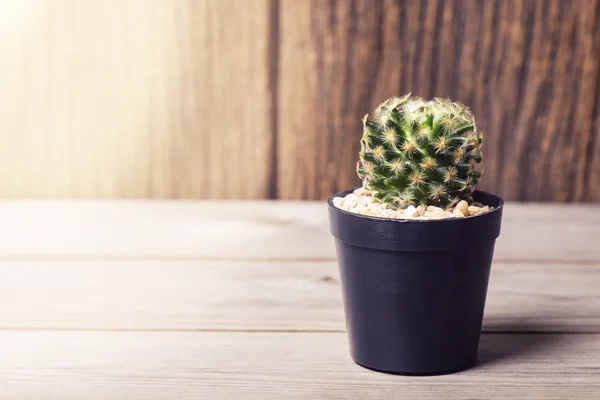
[357,94,483,209]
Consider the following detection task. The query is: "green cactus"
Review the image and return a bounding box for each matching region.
[357,94,483,209]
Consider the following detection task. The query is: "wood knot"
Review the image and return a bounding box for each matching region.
[319,276,337,284]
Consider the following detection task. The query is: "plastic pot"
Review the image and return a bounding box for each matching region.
[327,189,504,375]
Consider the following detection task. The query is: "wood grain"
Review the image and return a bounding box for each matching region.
[1,201,600,262]
[0,200,596,397]
[0,331,597,399]
[277,0,600,202]
[0,0,599,201]
[0,0,271,199]
[0,259,597,332]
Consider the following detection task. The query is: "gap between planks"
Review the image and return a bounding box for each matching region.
[1,255,600,266]
[0,327,596,335]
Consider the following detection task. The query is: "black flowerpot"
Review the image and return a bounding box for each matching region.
[327,189,504,375]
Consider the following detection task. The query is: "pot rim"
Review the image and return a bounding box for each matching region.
[327,188,504,224]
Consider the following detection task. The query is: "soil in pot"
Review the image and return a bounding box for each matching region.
[333,187,495,220]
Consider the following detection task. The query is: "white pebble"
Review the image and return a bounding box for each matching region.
[431,206,445,214]
[455,200,469,215]
[405,205,418,218]
[452,208,465,218]
[468,206,482,216]
[356,196,367,206]
[393,210,404,219]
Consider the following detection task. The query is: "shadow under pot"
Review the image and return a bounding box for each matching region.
[327,189,504,376]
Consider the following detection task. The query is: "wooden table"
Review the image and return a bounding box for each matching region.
[0,200,599,399]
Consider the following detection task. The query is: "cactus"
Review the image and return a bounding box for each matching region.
[357,94,483,209]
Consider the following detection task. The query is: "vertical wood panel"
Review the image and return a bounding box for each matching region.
[278,0,600,202]
[0,0,598,201]
[0,0,271,199]
[584,0,600,202]
[278,0,385,199]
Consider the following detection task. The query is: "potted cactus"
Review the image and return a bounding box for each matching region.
[327,94,504,375]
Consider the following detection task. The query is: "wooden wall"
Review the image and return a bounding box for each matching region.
[0,0,599,201]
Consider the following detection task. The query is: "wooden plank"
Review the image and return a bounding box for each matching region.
[0,259,340,331]
[0,331,597,399]
[0,201,600,262]
[1,260,597,333]
[0,200,334,260]
[277,0,600,202]
[0,0,272,199]
[483,262,600,333]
